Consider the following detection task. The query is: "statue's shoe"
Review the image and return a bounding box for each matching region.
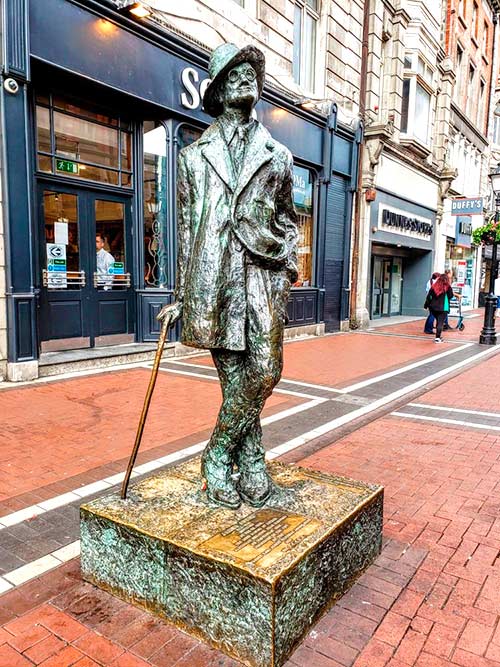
[206,484,241,509]
[238,470,272,507]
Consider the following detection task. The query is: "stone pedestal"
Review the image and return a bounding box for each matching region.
[80,458,383,667]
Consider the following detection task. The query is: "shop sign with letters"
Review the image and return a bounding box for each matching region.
[451,198,483,216]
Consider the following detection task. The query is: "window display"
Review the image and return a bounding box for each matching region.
[292,166,314,286]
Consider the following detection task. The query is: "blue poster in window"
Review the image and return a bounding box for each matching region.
[293,166,313,212]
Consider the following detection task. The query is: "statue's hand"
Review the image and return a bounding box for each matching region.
[157,301,183,328]
[286,265,299,284]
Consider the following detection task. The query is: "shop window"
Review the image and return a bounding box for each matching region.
[293,0,319,92]
[400,53,434,147]
[292,165,314,287]
[143,121,168,288]
[35,92,132,187]
[177,125,203,150]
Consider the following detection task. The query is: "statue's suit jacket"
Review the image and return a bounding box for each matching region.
[175,120,298,351]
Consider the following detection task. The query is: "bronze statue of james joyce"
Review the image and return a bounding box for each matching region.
[158,43,298,509]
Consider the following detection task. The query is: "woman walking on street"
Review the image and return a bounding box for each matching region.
[424,273,454,343]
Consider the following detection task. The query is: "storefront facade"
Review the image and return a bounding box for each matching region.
[2,0,360,379]
[369,190,435,319]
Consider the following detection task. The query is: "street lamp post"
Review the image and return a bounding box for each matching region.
[479,166,500,345]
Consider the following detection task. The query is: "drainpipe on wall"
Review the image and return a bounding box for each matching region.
[349,0,370,326]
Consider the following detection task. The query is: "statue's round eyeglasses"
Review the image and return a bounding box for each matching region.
[228,67,257,83]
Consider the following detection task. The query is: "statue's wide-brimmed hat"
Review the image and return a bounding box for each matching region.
[203,43,265,117]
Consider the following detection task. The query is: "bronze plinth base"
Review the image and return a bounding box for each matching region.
[80,458,383,667]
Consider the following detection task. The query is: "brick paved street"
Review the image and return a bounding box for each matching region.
[1,313,500,667]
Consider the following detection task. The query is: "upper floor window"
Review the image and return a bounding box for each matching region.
[293,0,320,92]
[493,115,500,145]
[458,0,465,17]
[466,64,475,117]
[478,78,486,131]
[472,2,478,39]
[35,92,132,187]
[455,43,464,101]
[400,54,434,146]
[482,21,489,53]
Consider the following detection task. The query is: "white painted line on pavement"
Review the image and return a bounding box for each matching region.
[0,577,13,594]
[0,398,321,532]
[51,540,81,562]
[2,541,81,589]
[4,554,61,586]
[275,378,343,394]
[162,360,345,394]
[409,403,500,419]
[339,343,473,393]
[72,480,114,498]
[39,492,82,511]
[1,345,499,594]
[0,360,153,391]
[391,412,500,431]
[0,506,44,528]
[153,365,326,400]
[267,345,499,458]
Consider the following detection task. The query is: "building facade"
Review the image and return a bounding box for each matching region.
[438,0,499,309]
[0,0,362,381]
[352,0,500,325]
[353,0,443,324]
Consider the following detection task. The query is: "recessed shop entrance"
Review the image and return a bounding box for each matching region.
[38,184,135,352]
[371,256,403,318]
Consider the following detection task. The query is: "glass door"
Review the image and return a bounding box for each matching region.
[372,257,383,318]
[39,184,134,351]
[390,258,403,315]
[381,259,391,316]
[91,194,135,347]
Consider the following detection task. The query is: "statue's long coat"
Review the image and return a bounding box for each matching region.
[175,120,298,351]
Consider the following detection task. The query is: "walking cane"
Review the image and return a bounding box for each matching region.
[121,313,172,499]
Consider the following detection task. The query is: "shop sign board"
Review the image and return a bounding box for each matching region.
[451,198,483,215]
[180,67,210,111]
[455,216,472,248]
[379,206,433,239]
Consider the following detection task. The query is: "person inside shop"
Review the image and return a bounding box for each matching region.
[424,272,439,334]
[424,273,455,343]
[96,232,114,288]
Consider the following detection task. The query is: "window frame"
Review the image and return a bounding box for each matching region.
[400,52,435,148]
[293,0,320,93]
[35,91,133,188]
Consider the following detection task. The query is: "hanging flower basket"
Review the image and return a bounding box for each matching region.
[471,217,500,246]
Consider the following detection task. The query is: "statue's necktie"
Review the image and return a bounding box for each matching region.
[231,126,248,177]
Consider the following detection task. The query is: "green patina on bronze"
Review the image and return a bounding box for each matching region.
[156,43,298,509]
[81,457,383,667]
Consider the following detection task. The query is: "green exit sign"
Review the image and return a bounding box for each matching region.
[56,159,78,174]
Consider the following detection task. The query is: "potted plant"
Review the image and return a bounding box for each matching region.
[471,215,500,246]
